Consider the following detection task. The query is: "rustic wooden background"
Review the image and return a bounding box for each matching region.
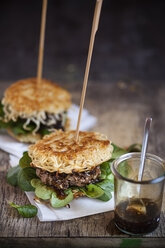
[0,0,165,246]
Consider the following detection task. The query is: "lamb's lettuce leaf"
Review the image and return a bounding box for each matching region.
[111,143,127,159]
[50,189,73,208]
[99,161,111,180]
[31,178,73,208]
[19,151,32,168]
[127,143,142,152]
[1,117,51,137]
[97,179,113,201]
[39,126,51,136]
[17,167,37,191]
[81,184,104,198]
[0,100,50,136]
[79,161,114,202]
[31,179,53,200]
[0,99,37,133]
[0,99,64,137]
[0,101,9,128]
[9,202,38,218]
[7,151,35,191]
[9,119,36,135]
[6,165,20,186]
[0,100,4,117]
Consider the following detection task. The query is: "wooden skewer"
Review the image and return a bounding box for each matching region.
[75,0,103,142]
[37,0,48,84]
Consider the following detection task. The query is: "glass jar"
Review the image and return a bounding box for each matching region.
[111,152,165,235]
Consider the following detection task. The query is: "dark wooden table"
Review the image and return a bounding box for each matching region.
[0,80,165,248]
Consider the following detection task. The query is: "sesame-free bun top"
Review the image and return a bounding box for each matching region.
[2,78,71,118]
[28,130,113,174]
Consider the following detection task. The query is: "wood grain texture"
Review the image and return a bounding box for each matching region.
[0,80,165,247]
[1,238,165,248]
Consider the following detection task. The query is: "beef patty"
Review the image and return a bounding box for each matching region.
[36,166,101,190]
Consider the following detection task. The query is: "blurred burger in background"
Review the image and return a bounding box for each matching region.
[0,78,71,143]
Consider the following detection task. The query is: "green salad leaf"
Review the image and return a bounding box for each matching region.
[31,178,42,188]
[9,202,38,218]
[0,104,37,134]
[6,165,20,186]
[11,123,28,135]
[39,126,51,136]
[19,151,32,168]
[0,115,51,137]
[9,119,36,135]
[9,121,51,136]
[0,120,9,129]
[80,161,114,202]
[7,152,33,187]
[0,100,53,136]
[110,143,141,178]
[31,179,73,207]
[96,179,113,201]
[111,143,127,159]
[31,179,53,200]
[79,160,114,202]
[0,101,9,128]
[99,161,111,180]
[111,143,141,159]
[17,167,37,191]
[127,143,142,152]
[81,184,104,198]
[0,100,4,117]
[50,189,73,208]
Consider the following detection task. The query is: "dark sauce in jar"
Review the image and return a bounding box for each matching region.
[114,198,160,234]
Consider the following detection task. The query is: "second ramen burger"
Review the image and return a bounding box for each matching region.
[0,78,71,143]
[28,130,114,208]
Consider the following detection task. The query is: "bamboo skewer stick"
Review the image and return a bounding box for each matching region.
[75,0,103,142]
[37,0,48,84]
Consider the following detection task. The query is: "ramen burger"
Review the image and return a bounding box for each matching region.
[0,78,71,143]
[28,130,114,208]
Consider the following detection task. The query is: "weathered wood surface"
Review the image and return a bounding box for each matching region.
[0,81,165,247]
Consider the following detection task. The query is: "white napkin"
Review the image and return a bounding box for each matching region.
[0,106,114,221]
[68,104,97,131]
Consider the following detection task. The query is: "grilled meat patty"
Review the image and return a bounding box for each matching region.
[36,166,101,190]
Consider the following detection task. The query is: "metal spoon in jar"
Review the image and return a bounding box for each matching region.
[128,117,152,214]
[138,117,152,182]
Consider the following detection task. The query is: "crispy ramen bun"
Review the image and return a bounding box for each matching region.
[28,130,113,174]
[2,78,71,119]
